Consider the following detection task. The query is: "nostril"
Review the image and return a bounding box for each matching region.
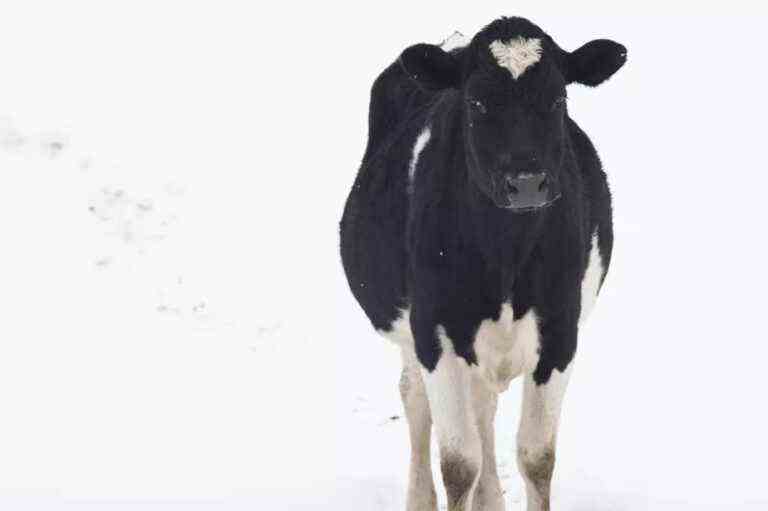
[538,175,549,192]
[504,175,519,195]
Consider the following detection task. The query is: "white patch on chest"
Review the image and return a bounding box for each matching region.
[473,304,541,393]
[380,305,541,394]
[408,127,431,190]
[489,37,542,80]
[579,231,604,326]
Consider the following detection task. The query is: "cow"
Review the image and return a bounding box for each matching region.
[339,16,626,511]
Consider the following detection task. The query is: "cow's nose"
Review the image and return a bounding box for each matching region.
[502,172,552,210]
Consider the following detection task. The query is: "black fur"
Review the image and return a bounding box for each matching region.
[340,17,625,384]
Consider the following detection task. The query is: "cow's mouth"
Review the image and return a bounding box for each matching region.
[496,192,562,212]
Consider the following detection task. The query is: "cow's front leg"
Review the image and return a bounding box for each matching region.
[471,377,505,511]
[400,350,438,511]
[516,361,573,511]
[419,328,482,511]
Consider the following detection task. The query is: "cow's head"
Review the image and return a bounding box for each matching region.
[400,17,626,212]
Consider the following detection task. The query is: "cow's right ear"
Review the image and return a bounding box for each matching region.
[399,44,462,91]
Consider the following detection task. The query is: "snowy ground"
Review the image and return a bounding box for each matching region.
[2,2,768,510]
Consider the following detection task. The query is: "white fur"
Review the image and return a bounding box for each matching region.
[408,127,431,188]
[440,31,468,52]
[471,376,505,511]
[422,328,481,458]
[517,366,572,454]
[385,314,438,510]
[400,349,437,511]
[421,329,482,509]
[473,304,542,393]
[579,231,604,326]
[385,304,541,394]
[489,37,543,79]
[379,308,412,347]
[517,364,573,511]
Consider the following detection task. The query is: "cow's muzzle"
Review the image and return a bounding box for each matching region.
[494,171,561,212]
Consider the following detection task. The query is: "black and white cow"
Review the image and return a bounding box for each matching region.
[340,17,626,511]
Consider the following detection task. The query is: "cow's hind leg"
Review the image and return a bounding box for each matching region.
[516,364,573,511]
[421,332,482,511]
[471,378,505,511]
[400,351,437,511]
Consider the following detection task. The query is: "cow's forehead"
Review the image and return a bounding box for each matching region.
[489,37,543,80]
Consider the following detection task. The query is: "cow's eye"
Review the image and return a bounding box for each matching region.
[551,96,567,112]
[468,99,487,114]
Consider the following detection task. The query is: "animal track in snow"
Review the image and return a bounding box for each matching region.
[0,117,69,158]
[2,114,233,331]
[253,322,282,340]
[37,132,69,159]
[154,276,226,327]
[0,117,26,151]
[93,256,114,269]
[87,186,178,249]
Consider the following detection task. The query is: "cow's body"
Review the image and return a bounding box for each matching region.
[340,17,625,511]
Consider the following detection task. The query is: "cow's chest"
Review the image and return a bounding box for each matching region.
[472,303,541,392]
[382,232,604,392]
[380,303,542,393]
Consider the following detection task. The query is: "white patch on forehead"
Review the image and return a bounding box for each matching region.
[408,126,431,190]
[489,37,543,80]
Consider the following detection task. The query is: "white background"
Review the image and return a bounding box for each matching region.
[1,1,767,509]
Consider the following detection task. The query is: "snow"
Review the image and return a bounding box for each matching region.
[1,2,768,510]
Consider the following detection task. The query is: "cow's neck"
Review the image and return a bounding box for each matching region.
[462,179,551,278]
[449,135,552,276]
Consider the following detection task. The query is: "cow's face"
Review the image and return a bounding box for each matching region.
[462,38,568,210]
[400,17,627,212]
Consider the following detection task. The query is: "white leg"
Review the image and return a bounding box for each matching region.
[421,331,482,511]
[400,351,437,511]
[471,377,505,511]
[517,364,573,511]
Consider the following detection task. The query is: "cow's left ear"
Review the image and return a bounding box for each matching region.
[399,43,462,91]
[563,39,627,87]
